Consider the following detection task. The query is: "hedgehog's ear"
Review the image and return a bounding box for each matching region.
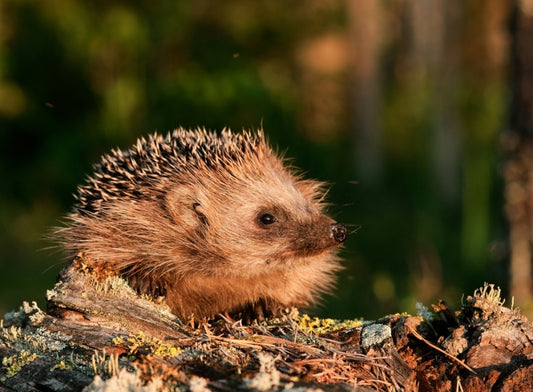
[165,185,209,230]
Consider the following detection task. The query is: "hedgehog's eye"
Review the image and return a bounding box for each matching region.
[258,213,276,227]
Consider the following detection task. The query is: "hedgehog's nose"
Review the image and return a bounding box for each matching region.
[331,223,348,243]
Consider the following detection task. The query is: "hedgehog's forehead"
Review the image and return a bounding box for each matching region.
[202,156,314,212]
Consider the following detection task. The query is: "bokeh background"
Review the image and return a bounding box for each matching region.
[0,1,522,319]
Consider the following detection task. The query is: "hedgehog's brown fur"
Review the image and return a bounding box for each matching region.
[57,128,347,319]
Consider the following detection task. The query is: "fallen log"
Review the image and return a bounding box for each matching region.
[1,257,532,391]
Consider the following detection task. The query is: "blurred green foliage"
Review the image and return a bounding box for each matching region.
[0,0,508,318]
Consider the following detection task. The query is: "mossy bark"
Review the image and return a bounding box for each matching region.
[1,260,532,391]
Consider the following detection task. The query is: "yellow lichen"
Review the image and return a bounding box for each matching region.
[113,331,181,359]
[293,314,362,334]
[91,349,120,377]
[50,360,72,372]
[93,275,136,296]
[1,349,38,379]
[473,283,504,307]
[0,323,23,343]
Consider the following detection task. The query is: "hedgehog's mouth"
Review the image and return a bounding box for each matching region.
[275,246,334,261]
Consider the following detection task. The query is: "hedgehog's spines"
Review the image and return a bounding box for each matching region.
[73,128,269,215]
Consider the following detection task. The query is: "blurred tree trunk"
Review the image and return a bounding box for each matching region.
[506,1,533,310]
[347,0,383,184]
[410,1,460,203]
[460,0,508,268]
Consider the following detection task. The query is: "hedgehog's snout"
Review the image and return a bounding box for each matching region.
[331,223,347,244]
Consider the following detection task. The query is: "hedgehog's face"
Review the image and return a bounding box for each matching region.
[189,167,347,275]
[250,203,346,261]
[164,159,347,277]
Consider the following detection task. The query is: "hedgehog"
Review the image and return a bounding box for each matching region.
[57,128,347,319]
